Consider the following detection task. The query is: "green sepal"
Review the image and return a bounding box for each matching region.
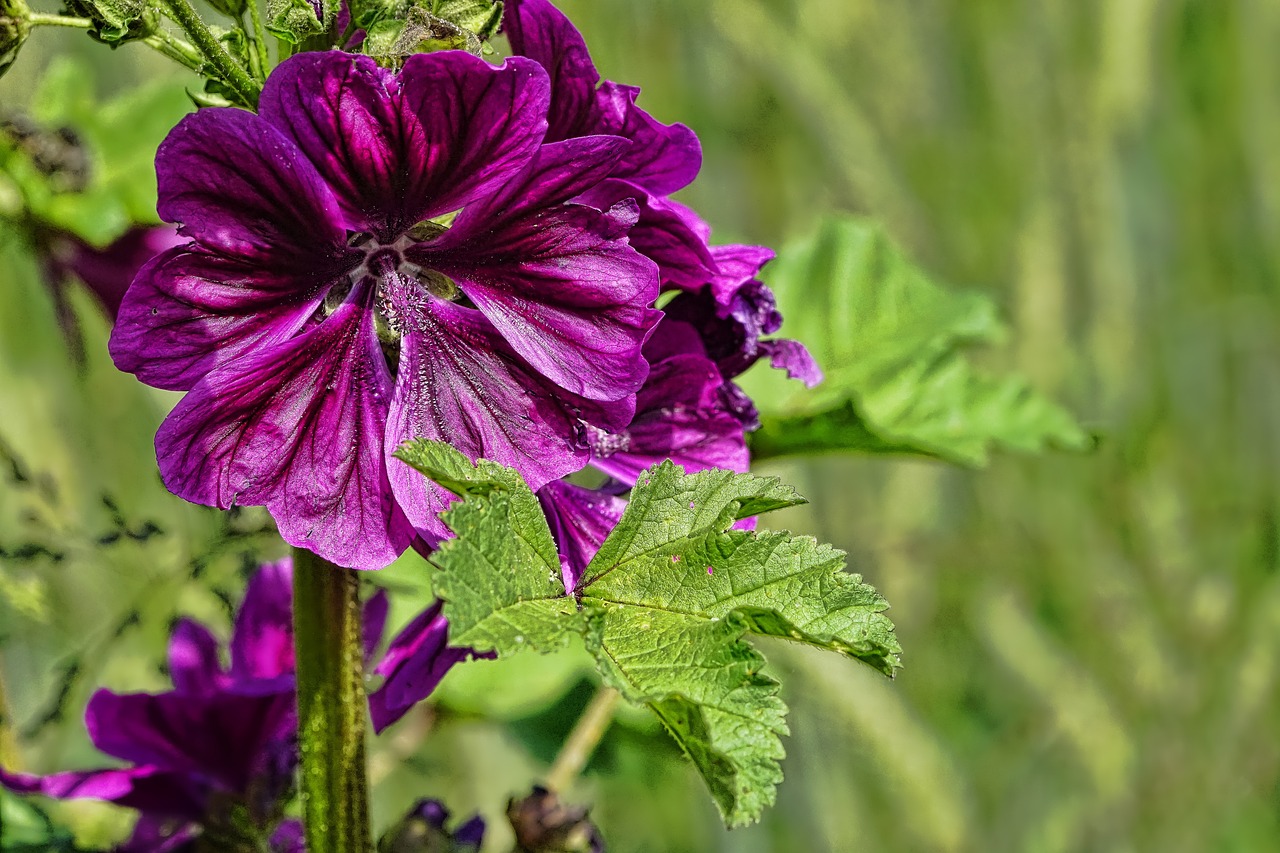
[266,0,337,43]
[63,0,157,44]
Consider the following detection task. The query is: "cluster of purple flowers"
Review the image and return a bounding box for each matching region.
[0,561,483,850]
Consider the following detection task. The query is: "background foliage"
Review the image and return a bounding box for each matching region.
[2,0,1278,850]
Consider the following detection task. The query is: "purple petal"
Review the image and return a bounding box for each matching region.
[231,560,295,682]
[270,819,306,853]
[1,765,208,821]
[384,291,627,542]
[85,688,295,796]
[589,353,749,483]
[576,180,717,290]
[503,0,598,142]
[589,81,702,195]
[110,248,327,392]
[661,284,780,381]
[168,618,225,696]
[64,226,185,320]
[154,280,414,571]
[709,244,774,305]
[436,136,633,237]
[369,601,487,733]
[363,587,389,663]
[538,480,626,592]
[505,0,701,194]
[118,817,200,853]
[154,106,350,269]
[259,51,550,237]
[416,144,661,400]
[761,339,823,387]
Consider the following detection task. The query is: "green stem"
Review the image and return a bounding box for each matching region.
[0,666,20,771]
[292,548,374,853]
[158,0,261,106]
[243,0,269,80]
[544,686,621,792]
[143,30,205,71]
[26,12,91,27]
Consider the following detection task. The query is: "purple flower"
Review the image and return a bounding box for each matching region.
[109,50,662,571]
[0,561,305,851]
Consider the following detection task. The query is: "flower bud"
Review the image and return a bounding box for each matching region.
[507,787,605,853]
[64,0,158,44]
[0,0,29,78]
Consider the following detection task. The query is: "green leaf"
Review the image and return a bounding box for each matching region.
[744,215,1090,466]
[393,440,583,655]
[579,461,899,825]
[400,442,900,828]
[580,461,806,589]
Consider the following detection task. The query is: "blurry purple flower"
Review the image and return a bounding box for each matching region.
[45,226,186,320]
[0,561,303,851]
[109,50,661,571]
[36,225,184,364]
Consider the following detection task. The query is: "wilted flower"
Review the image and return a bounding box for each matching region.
[368,599,491,733]
[379,798,485,852]
[110,49,662,571]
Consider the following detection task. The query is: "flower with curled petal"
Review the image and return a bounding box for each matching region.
[109,50,662,571]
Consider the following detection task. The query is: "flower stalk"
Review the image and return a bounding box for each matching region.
[157,0,260,106]
[292,547,374,853]
[544,686,621,792]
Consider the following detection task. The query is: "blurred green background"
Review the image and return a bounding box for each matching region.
[2,0,1279,850]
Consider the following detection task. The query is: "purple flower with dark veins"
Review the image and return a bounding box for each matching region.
[109,50,662,571]
[0,561,354,852]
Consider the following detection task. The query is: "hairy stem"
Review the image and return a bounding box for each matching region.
[158,0,261,106]
[144,30,205,71]
[544,686,621,792]
[243,0,269,80]
[292,548,374,853]
[25,12,91,27]
[0,666,20,770]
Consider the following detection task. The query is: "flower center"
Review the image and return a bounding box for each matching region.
[330,232,463,347]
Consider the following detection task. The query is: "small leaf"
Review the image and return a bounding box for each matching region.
[744,215,1090,465]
